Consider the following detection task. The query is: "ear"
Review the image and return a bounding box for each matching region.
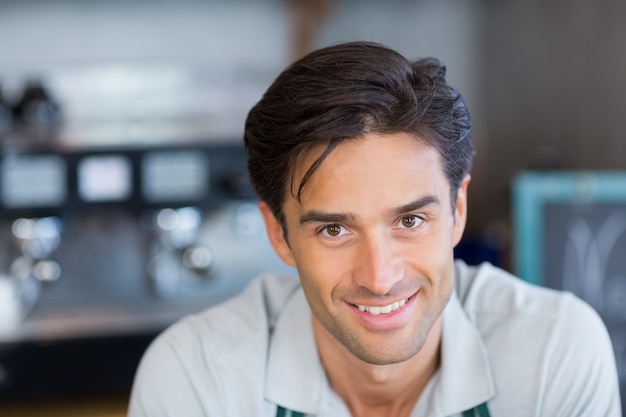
[452,175,471,247]
[258,201,297,267]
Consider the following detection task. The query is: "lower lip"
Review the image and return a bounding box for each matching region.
[350,292,418,331]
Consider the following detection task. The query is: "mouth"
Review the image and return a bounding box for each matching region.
[354,298,408,316]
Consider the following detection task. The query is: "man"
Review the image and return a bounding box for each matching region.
[129,42,621,416]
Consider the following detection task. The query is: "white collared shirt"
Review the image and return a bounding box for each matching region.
[129,261,621,416]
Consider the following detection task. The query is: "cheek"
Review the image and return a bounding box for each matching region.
[414,222,455,256]
[291,245,361,313]
[296,260,346,326]
[291,242,346,288]
[403,229,457,283]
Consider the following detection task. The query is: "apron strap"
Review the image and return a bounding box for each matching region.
[277,402,490,417]
[276,405,305,417]
[462,402,491,417]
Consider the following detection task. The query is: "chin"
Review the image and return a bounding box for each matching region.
[350,342,424,366]
[359,354,415,366]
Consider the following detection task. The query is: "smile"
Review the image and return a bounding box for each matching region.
[356,299,407,315]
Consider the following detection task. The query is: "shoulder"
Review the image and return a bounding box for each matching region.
[152,273,300,357]
[455,260,609,350]
[183,273,301,351]
[455,261,621,416]
[455,260,604,325]
[128,273,300,417]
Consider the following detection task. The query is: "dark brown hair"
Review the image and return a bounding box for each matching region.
[244,41,475,225]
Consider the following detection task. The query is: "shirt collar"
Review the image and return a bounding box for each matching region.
[418,287,496,415]
[266,287,323,414]
[266,278,496,416]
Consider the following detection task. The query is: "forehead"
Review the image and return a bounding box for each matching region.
[291,132,449,207]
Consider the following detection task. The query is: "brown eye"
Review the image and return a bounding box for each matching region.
[324,224,344,237]
[399,215,422,229]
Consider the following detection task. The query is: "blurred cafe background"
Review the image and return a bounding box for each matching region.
[0,0,625,415]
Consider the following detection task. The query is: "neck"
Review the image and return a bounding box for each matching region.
[313,317,442,417]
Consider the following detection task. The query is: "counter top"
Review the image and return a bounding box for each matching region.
[0,394,128,417]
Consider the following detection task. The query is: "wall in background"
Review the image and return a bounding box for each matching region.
[480,0,626,262]
[0,0,483,105]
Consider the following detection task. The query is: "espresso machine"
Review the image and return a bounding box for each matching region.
[0,78,295,399]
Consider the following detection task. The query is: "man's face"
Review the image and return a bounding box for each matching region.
[260,132,469,365]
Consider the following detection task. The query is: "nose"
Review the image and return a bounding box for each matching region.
[353,234,403,296]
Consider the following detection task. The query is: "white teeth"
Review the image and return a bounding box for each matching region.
[356,299,407,315]
[369,306,381,315]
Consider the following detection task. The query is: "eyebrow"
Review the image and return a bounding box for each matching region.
[300,211,356,225]
[299,195,440,226]
[389,195,440,217]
